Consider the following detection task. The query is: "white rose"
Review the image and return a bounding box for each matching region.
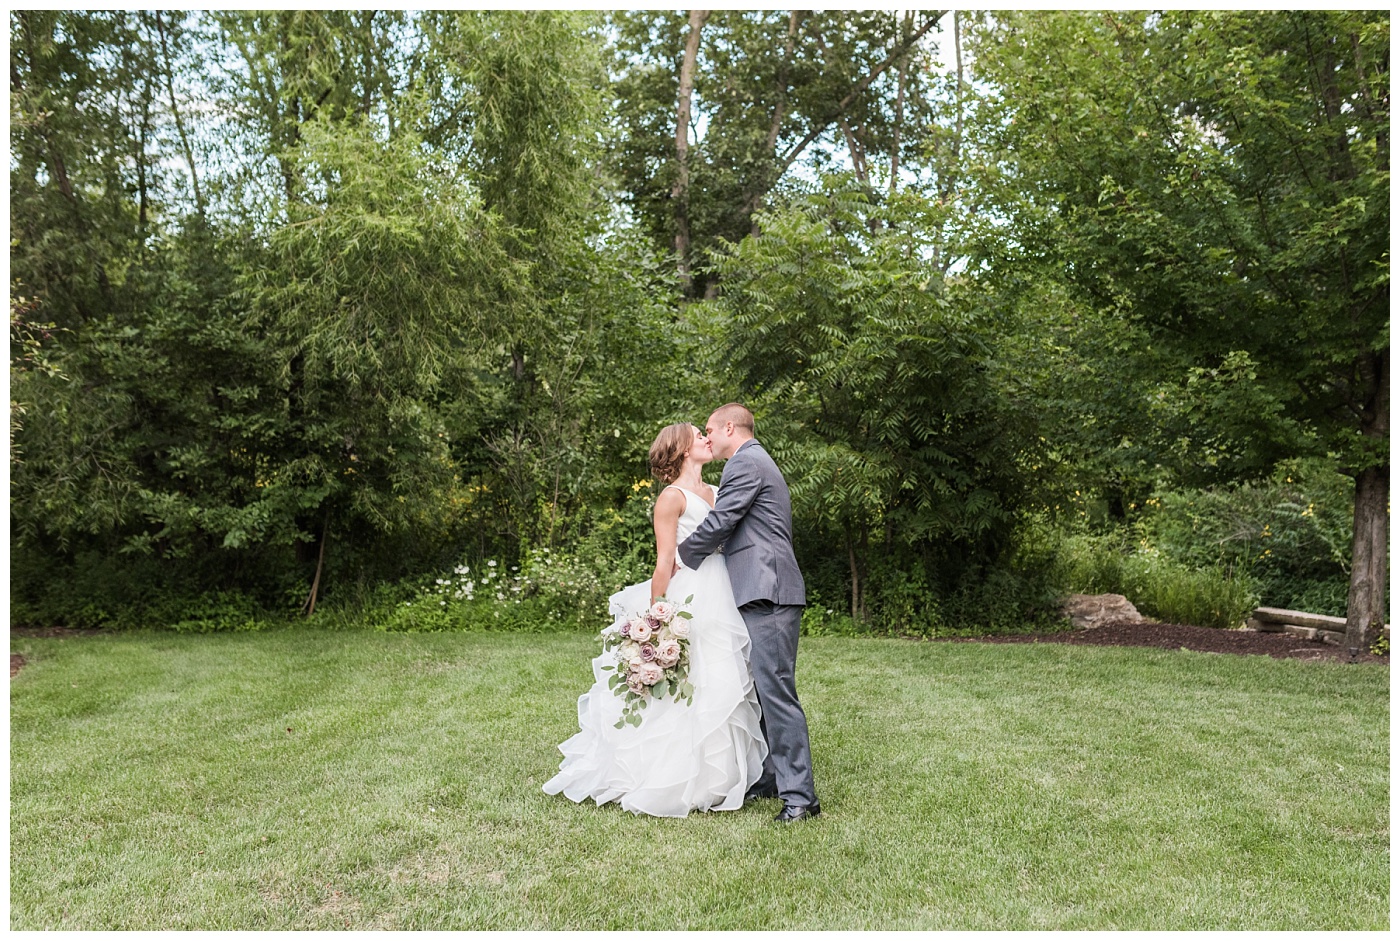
[668,618,690,639]
[619,642,641,662]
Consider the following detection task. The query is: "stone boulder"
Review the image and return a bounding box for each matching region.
[1059,593,1145,629]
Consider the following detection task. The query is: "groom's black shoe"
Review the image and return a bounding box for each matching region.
[774,802,821,823]
[744,785,779,804]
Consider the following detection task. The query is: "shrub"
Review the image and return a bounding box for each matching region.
[800,604,864,637]
[9,549,291,631]
[1138,459,1352,615]
[362,541,650,635]
[149,590,268,633]
[1282,580,1350,619]
[867,560,942,636]
[1057,534,1258,629]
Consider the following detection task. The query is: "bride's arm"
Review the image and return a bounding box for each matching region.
[649,488,686,601]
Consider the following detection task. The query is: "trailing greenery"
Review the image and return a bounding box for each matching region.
[10,630,1389,930]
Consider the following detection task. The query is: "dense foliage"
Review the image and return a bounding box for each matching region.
[9,10,1387,640]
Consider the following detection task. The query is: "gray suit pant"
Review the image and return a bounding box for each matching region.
[739,601,818,807]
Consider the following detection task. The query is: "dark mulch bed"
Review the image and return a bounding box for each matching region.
[951,619,1389,665]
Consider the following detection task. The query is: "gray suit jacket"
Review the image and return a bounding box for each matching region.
[678,439,806,607]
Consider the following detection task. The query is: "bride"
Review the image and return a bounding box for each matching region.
[543,422,768,817]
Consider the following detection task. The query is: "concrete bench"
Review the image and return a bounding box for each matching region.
[1248,606,1389,647]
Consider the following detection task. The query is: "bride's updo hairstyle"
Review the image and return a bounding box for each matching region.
[649,423,695,484]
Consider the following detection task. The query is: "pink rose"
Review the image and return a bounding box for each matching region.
[648,601,676,623]
[628,616,649,637]
[630,619,654,643]
[626,673,648,695]
[655,639,681,667]
[638,662,664,686]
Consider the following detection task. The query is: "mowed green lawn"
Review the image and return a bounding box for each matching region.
[9,629,1389,929]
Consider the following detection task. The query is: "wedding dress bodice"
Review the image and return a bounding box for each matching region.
[668,486,712,544]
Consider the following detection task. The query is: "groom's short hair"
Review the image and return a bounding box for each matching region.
[712,403,755,435]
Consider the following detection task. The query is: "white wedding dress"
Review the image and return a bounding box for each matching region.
[543,486,768,817]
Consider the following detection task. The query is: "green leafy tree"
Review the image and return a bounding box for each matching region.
[709,180,1042,619]
[969,10,1389,647]
[10,10,161,327]
[608,10,947,296]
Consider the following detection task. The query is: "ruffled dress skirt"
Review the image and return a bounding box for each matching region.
[543,551,768,817]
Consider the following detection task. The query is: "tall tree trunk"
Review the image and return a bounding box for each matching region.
[745,11,943,222]
[358,10,376,115]
[673,9,709,295]
[136,99,150,236]
[1345,350,1388,651]
[889,11,913,194]
[134,57,155,240]
[847,528,862,621]
[302,506,331,616]
[810,26,870,186]
[952,10,964,168]
[837,115,869,184]
[155,12,205,216]
[934,10,965,274]
[747,10,805,236]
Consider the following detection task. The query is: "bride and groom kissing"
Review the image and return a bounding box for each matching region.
[544,403,821,823]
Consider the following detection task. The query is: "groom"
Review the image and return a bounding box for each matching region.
[677,403,820,823]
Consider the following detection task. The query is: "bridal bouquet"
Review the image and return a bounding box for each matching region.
[599,595,696,728]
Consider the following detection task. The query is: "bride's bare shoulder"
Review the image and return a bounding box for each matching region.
[654,486,687,518]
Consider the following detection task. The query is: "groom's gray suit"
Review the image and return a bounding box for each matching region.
[678,439,818,808]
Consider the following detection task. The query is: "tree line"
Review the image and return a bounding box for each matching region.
[9,10,1388,647]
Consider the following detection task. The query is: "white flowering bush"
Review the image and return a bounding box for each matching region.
[373,544,649,633]
[373,482,658,633]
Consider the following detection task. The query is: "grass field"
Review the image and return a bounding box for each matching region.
[8,629,1389,929]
